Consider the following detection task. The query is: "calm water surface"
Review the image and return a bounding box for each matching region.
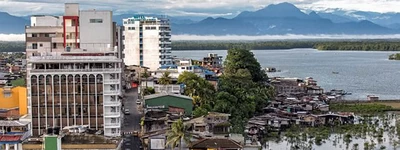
[172,49,400,100]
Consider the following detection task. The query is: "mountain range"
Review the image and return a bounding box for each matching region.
[2,2,400,35]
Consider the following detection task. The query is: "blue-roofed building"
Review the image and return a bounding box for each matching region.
[0,120,31,150]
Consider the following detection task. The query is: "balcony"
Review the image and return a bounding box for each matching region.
[104,112,121,117]
[104,123,121,127]
[30,68,122,73]
[66,26,79,32]
[103,100,121,106]
[104,79,120,84]
[26,26,63,33]
[103,90,121,95]
[26,37,51,42]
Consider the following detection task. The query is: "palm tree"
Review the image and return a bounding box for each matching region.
[141,70,150,88]
[158,71,172,92]
[166,119,191,150]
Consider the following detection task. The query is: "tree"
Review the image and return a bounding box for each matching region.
[224,48,267,82]
[158,71,172,85]
[177,71,216,107]
[141,70,151,88]
[166,119,191,150]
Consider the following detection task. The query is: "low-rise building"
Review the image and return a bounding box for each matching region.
[0,120,31,150]
[22,126,122,150]
[186,112,231,137]
[189,138,242,150]
[0,86,28,119]
[144,93,193,116]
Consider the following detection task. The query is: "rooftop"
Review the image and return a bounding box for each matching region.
[144,93,192,100]
[190,138,242,149]
[0,120,30,127]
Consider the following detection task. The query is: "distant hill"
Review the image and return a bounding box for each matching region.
[173,3,397,35]
[0,12,29,34]
[0,2,399,35]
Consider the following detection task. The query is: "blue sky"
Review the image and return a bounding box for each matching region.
[1,0,400,17]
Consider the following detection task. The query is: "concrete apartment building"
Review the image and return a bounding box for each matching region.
[25,3,123,137]
[25,3,118,57]
[123,16,172,71]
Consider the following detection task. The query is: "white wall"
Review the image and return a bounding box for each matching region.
[123,21,140,66]
[31,16,62,26]
[79,11,114,50]
[142,24,161,71]
[65,3,79,16]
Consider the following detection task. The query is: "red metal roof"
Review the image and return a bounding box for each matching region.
[0,135,22,142]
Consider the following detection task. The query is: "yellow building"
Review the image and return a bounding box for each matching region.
[0,86,27,116]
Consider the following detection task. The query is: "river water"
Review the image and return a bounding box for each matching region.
[172,49,400,100]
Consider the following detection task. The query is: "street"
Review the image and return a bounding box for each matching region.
[121,88,143,150]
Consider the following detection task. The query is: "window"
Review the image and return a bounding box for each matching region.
[32,43,38,49]
[111,128,116,133]
[44,34,50,37]
[128,27,135,30]
[39,44,43,47]
[111,118,116,123]
[111,107,116,112]
[32,34,38,37]
[53,43,57,49]
[90,19,103,23]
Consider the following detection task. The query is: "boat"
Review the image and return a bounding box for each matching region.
[264,67,277,72]
[332,71,339,74]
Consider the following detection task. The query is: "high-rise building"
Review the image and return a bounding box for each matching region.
[27,50,123,137]
[25,3,123,137]
[25,3,118,58]
[123,16,172,71]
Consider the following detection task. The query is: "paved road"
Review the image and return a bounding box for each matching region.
[121,88,143,150]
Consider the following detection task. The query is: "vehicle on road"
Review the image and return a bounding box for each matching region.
[136,100,141,105]
[133,131,138,136]
[124,109,130,115]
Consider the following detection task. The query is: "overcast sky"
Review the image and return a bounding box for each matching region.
[1,0,400,17]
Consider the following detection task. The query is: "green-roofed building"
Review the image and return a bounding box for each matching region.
[144,93,193,116]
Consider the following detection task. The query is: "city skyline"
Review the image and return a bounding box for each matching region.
[1,0,400,17]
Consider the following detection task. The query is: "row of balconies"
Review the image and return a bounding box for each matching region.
[30,68,123,73]
[32,118,104,127]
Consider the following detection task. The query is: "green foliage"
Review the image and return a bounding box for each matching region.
[143,87,155,96]
[389,53,400,60]
[224,48,267,82]
[0,42,25,52]
[177,71,216,107]
[314,41,400,51]
[158,71,172,85]
[330,103,393,113]
[172,41,315,50]
[171,40,400,51]
[11,78,25,86]
[211,48,274,133]
[166,119,191,150]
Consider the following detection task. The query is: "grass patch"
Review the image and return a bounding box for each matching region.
[11,78,25,86]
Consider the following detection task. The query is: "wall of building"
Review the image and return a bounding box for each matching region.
[145,95,193,115]
[31,16,62,27]
[0,87,27,116]
[79,11,114,50]
[123,21,140,66]
[142,24,161,71]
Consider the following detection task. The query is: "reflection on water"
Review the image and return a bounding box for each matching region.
[263,113,400,150]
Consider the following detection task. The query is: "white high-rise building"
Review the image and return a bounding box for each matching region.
[123,16,172,71]
[25,3,123,137]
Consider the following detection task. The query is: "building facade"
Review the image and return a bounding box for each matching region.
[123,16,172,71]
[25,3,119,58]
[0,86,28,119]
[26,51,123,137]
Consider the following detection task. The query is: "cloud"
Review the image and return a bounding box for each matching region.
[3,0,400,18]
[172,34,400,41]
[0,34,25,41]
